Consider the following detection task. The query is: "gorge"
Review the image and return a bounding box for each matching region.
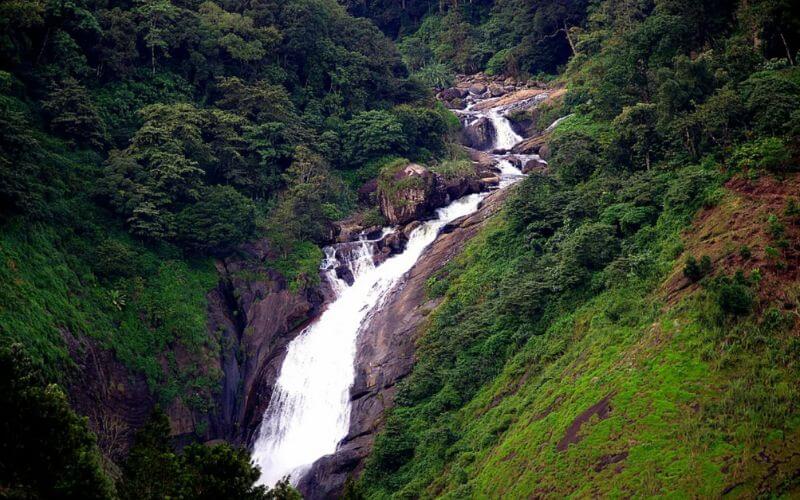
[250,82,549,494]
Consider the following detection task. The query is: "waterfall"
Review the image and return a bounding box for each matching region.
[487,109,522,151]
[252,193,487,487]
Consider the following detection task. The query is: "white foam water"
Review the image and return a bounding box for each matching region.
[252,193,487,486]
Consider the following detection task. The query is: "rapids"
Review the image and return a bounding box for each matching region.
[252,92,534,487]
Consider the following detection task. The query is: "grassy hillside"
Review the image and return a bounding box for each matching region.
[355,1,800,496]
[360,173,800,497]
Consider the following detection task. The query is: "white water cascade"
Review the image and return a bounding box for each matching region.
[487,108,523,151]
[252,193,488,486]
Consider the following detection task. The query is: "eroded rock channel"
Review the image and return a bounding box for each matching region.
[245,74,562,498]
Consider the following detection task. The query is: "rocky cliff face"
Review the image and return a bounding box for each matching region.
[205,239,327,445]
[298,187,514,499]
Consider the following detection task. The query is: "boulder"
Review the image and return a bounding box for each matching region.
[511,133,548,155]
[357,178,378,205]
[446,98,465,110]
[468,82,487,95]
[522,158,548,174]
[461,117,496,151]
[539,142,552,160]
[504,155,522,169]
[489,84,505,97]
[463,147,499,176]
[440,87,466,100]
[402,220,422,238]
[378,163,436,226]
[504,76,517,86]
[335,265,355,286]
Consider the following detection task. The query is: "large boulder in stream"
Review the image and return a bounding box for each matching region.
[378,163,437,226]
[461,117,496,150]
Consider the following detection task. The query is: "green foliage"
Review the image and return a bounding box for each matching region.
[683,255,713,282]
[550,131,601,185]
[343,110,408,167]
[120,408,295,499]
[175,185,256,255]
[711,271,754,317]
[731,137,793,172]
[42,78,107,149]
[0,345,115,499]
[267,240,324,293]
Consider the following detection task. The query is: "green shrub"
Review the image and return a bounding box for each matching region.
[731,137,792,172]
[551,131,602,185]
[683,255,712,282]
[713,272,754,316]
[485,48,511,76]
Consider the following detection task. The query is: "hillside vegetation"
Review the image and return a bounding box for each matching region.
[1,0,800,497]
[348,0,800,497]
[0,0,460,495]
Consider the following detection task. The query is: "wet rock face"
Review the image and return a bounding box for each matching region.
[462,117,496,150]
[206,239,326,445]
[523,158,548,174]
[298,187,515,499]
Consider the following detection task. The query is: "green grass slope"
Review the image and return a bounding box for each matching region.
[358,167,800,497]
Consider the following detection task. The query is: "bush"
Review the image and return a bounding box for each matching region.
[92,239,139,279]
[175,185,256,255]
[740,72,800,135]
[550,131,602,185]
[713,272,754,316]
[683,255,712,282]
[485,48,511,76]
[342,110,407,168]
[0,345,115,499]
[731,137,792,172]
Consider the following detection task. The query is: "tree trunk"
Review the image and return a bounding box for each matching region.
[563,22,578,56]
[780,32,795,66]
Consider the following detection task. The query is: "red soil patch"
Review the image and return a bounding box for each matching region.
[556,392,615,452]
[594,451,628,473]
[663,173,800,315]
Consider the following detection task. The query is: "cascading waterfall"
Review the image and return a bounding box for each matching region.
[252,193,489,486]
[487,108,523,151]
[251,88,533,488]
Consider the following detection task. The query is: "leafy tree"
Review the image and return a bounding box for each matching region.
[0,84,50,217]
[551,130,601,185]
[175,185,256,254]
[0,345,115,499]
[119,408,181,500]
[120,408,298,499]
[134,0,181,74]
[41,77,107,148]
[269,146,349,250]
[343,110,408,167]
[611,103,660,170]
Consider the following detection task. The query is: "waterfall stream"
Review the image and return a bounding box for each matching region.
[252,92,531,488]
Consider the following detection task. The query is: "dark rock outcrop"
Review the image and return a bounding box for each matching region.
[461,117,496,150]
[65,331,155,462]
[378,163,437,226]
[378,162,494,228]
[298,187,515,499]
[207,239,326,445]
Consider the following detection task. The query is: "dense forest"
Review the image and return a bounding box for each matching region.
[2,0,800,497]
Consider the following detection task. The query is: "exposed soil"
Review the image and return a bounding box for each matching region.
[556,392,615,452]
[662,173,800,317]
[594,451,629,473]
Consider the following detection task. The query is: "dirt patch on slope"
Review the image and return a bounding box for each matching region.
[556,392,615,452]
[662,173,800,314]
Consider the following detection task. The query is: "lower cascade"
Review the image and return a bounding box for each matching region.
[252,193,489,486]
